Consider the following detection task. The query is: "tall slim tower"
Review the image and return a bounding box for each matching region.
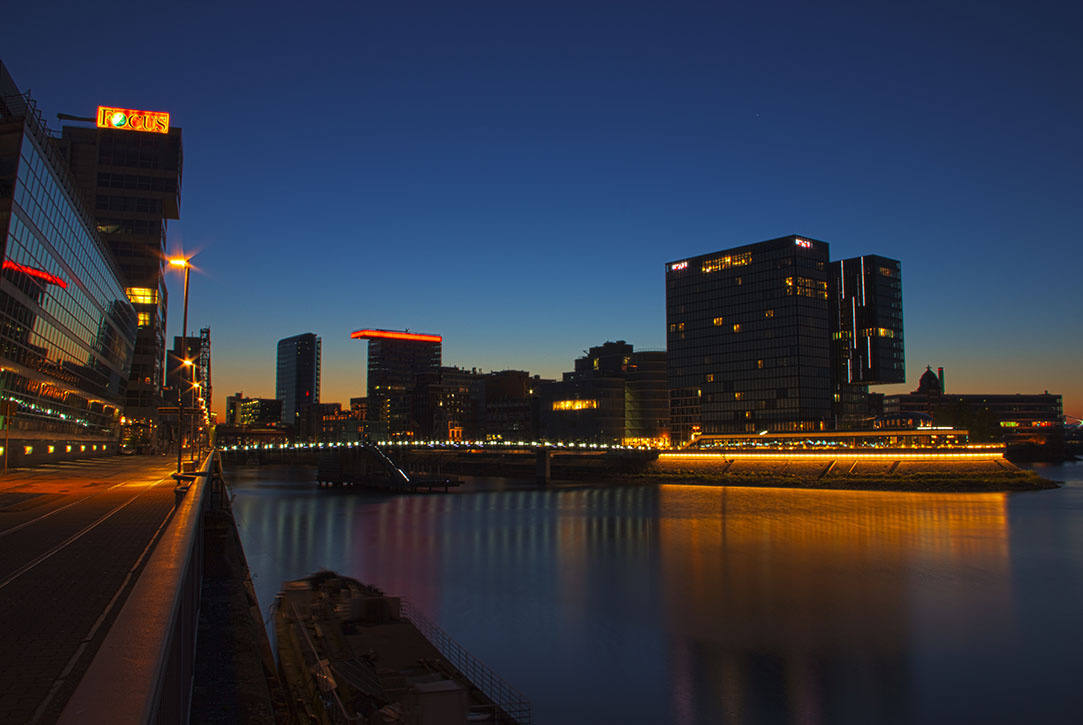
[276,333,321,434]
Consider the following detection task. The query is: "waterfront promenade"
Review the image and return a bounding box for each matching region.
[0,456,178,724]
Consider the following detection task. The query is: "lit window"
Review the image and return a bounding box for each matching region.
[764,309,774,318]
[701,252,751,273]
[757,360,764,369]
[125,287,158,305]
[732,324,741,333]
[137,312,151,327]
[735,392,744,400]
[706,374,714,383]
[713,317,724,326]
[552,400,598,411]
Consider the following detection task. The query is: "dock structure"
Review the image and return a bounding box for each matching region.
[275,572,531,724]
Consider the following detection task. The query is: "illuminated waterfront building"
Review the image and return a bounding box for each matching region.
[0,62,137,464]
[666,236,833,438]
[164,330,211,450]
[666,235,904,442]
[58,102,182,449]
[351,328,441,440]
[276,332,321,437]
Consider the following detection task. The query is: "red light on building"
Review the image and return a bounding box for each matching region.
[2,260,68,288]
[351,329,442,343]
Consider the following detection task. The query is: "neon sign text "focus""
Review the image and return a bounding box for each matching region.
[96,106,170,134]
[795,239,812,248]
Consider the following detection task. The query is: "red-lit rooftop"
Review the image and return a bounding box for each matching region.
[350,329,442,343]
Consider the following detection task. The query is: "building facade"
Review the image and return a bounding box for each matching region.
[352,329,441,440]
[666,235,833,438]
[829,255,903,426]
[276,333,321,436]
[666,235,904,443]
[0,64,137,464]
[59,108,182,450]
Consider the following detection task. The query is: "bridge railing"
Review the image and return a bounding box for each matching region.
[58,451,217,725]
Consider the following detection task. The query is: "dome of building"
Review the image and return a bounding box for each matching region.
[917,366,941,395]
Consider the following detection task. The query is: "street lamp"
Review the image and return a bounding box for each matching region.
[169,256,191,474]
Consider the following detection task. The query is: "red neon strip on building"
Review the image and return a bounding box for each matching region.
[2,260,68,288]
[351,329,442,343]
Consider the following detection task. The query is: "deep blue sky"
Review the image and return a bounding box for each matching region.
[6,0,1081,419]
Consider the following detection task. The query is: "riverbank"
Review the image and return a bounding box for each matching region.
[606,454,1059,492]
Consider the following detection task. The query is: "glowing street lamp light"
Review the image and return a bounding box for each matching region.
[169,256,192,474]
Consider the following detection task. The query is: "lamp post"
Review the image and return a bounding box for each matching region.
[169,257,191,474]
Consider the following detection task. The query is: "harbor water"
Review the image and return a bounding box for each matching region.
[229,462,1083,724]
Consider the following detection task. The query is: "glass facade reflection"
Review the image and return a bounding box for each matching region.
[0,67,136,463]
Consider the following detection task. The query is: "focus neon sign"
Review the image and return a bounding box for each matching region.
[96,106,170,134]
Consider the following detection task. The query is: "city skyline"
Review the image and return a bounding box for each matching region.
[5,1,1080,420]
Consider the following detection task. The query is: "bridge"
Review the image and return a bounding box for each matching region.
[217,439,661,485]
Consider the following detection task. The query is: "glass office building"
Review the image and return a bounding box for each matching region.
[353,329,442,440]
[666,235,833,437]
[0,64,137,464]
[276,332,321,435]
[666,236,906,442]
[830,255,904,385]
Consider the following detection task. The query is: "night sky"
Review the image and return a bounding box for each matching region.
[5,0,1081,420]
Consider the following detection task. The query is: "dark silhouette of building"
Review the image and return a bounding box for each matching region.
[57,102,182,450]
[830,255,904,427]
[481,370,545,442]
[351,329,441,440]
[0,62,138,464]
[540,341,669,445]
[666,235,904,443]
[276,333,321,437]
[164,330,211,451]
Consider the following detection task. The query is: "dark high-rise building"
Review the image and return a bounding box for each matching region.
[830,255,904,386]
[165,330,211,449]
[830,255,903,427]
[351,328,441,440]
[666,235,833,437]
[667,236,906,441]
[540,341,669,445]
[0,63,138,464]
[276,333,321,435]
[58,105,182,448]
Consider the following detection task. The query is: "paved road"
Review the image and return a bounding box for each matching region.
[0,456,179,724]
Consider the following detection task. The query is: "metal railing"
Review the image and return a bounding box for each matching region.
[400,599,533,725]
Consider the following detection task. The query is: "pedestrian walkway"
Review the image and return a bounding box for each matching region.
[0,456,179,724]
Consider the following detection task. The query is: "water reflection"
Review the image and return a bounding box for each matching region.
[231,467,1082,724]
[657,485,1010,724]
